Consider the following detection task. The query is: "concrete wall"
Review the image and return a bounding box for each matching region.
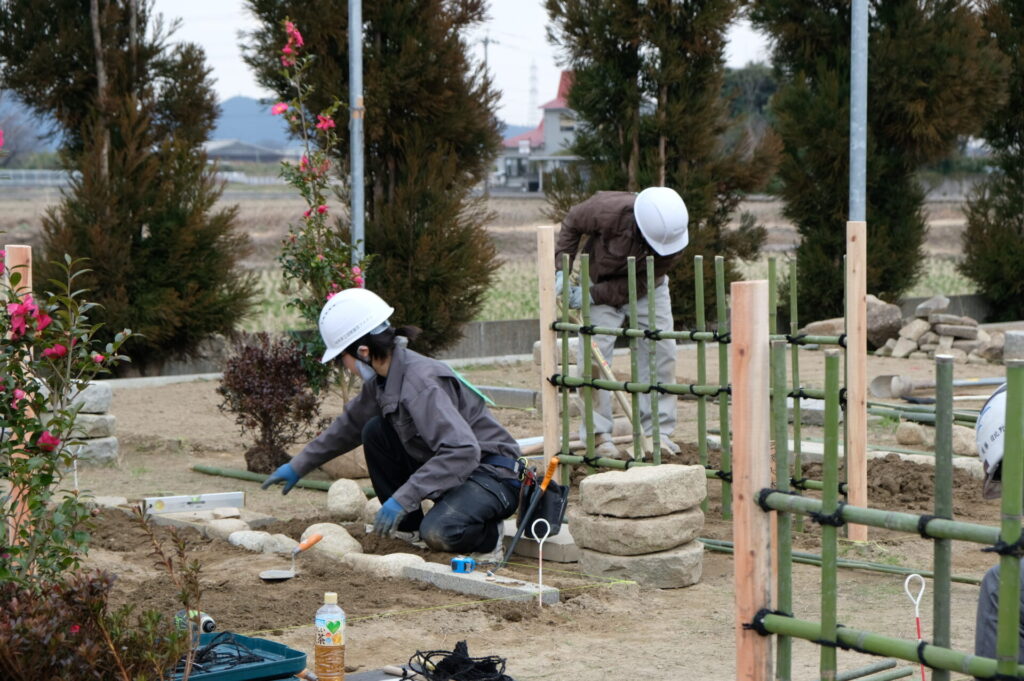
[899,293,992,323]
[435,319,540,360]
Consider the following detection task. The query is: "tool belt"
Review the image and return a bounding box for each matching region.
[481,453,528,488]
[517,472,569,539]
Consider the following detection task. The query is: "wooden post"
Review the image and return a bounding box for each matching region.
[4,244,33,546]
[845,221,868,542]
[536,226,560,468]
[732,280,773,681]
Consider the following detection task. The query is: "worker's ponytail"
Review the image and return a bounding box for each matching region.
[347,325,422,361]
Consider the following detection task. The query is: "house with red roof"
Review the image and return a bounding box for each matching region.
[497,71,580,192]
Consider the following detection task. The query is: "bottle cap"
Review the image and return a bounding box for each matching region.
[324,592,338,604]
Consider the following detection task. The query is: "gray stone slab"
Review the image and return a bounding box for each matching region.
[580,464,707,518]
[932,324,978,340]
[43,413,116,438]
[899,318,931,342]
[579,541,703,589]
[914,295,950,318]
[1005,331,1024,362]
[478,386,538,410]
[71,382,113,414]
[568,506,703,555]
[891,337,918,359]
[929,313,977,327]
[73,436,119,465]
[403,561,559,604]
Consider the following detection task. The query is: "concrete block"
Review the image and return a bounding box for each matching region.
[899,318,931,342]
[212,507,241,519]
[73,436,119,465]
[327,479,365,521]
[501,518,579,563]
[952,425,978,456]
[145,510,214,533]
[206,518,250,540]
[1004,331,1024,362]
[915,295,949,318]
[932,324,978,340]
[938,335,955,351]
[480,386,538,410]
[580,465,707,518]
[920,331,940,346]
[303,523,362,559]
[891,338,918,359]
[228,530,273,552]
[403,561,559,604]
[579,541,704,589]
[929,313,978,327]
[568,507,703,555]
[344,552,426,578]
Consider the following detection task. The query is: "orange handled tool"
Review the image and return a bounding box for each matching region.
[293,533,323,555]
[498,457,560,569]
[259,533,323,583]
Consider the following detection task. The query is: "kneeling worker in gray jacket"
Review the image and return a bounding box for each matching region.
[262,288,523,558]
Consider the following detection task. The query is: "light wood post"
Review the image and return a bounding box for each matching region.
[537,226,560,467]
[845,221,868,541]
[4,244,33,546]
[731,280,773,681]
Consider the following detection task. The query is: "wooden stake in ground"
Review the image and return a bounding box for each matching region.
[5,244,33,546]
[536,226,560,468]
[731,280,773,681]
[845,220,868,541]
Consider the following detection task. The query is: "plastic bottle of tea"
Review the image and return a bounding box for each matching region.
[314,591,346,680]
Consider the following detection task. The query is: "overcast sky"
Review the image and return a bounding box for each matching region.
[153,0,769,127]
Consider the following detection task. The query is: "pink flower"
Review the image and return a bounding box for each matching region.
[37,431,61,452]
[0,129,4,150]
[0,249,5,270]
[281,45,294,55]
[92,354,105,363]
[280,55,295,68]
[316,115,335,130]
[70,624,80,635]
[303,209,311,218]
[316,253,325,261]
[11,388,26,409]
[42,344,68,359]
[271,102,288,116]
[299,156,309,171]
[351,265,362,275]
[7,297,40,339]
[325,292,336,301]
[317,205,328,214]
[285,22,304,47]
[35,312,52,333]
[354,276,365,287]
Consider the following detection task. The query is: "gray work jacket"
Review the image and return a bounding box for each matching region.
[555,191,682,307]
[289,346,521,512]
[974,563,1024,678]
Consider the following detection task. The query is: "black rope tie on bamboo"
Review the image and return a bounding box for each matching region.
[582,454,602,467]
[791,476,809,490]
[809,501,848,527]
[547,374,562,387]
[713,330,731,344]
[982,533,1024,558]
[643,328,663,341]
[785,333,808,345]
[839,388,848,410]
[579,324,597,336]
[708,465,733,483]
[837,333,848,348]
[743,608,792,637]
[688,329,702,342]
[755,488,800,512]
[917,514,939,540]
[916,640,930,667]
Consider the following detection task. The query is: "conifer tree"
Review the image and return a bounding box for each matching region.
[0,1,254,373]
[243,0,501,353]
[750,0,1005,319]
[959,0,1024,321]
[545,0,779,326]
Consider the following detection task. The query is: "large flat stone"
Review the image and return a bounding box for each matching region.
[302,523,363,559]
[344,552,425,578]
[932,324,978,340]
[915,295,949,318]
[228,530,273,552]
[579,541,703,589]
[979,332,1005,361]
[579,464,707,518]
[952,424,977,456]
[898,319,931,342]
[68,382,113,414]
[800,318,844,337]
[866,295,902,349]
[928,313,977,327]
[206,518,251,540]
[73,437,119,465]
[568,506,703,555]
[42,413,116,438]
[404,561,559,604]
[326,478,365,521]
[891,338,918,359]
[319,447,369,479]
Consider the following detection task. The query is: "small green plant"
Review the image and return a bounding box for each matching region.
[217,332,328,474]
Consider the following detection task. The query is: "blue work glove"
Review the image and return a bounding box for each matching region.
[261,462,301,495]
[554,271,586,309]
[373,497,408,536]
[554,270,565,296]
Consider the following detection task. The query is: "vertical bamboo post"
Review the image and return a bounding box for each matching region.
[772,340,792,681]
[695,256,708,512]
[731,280,773,681]
[716,256,733,519]
[995,361,1024,679]
[581,255,595,462]
[932,354,953,681]
[768,257,777,336]
[5,244,33,546]
[647,256,661,465]
[845,221,868,542]
[560,255,572,486]
[537,227,560,469]
[628,258,643,461]
[820,350,842,680]
[790,258,804,533]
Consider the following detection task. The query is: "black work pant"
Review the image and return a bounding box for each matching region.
[361,415,518,553]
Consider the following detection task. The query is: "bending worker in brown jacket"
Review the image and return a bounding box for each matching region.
[554,187,689,458]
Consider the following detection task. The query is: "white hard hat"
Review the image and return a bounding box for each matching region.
[318,288,394,364]
[633,187,689,256]
[976,383,1008,499]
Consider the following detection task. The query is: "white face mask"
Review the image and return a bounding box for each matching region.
[354,353,377,381]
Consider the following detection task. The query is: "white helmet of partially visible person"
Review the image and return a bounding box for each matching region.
[633,186,689,256]
[318,288,394,364]
[976,383,1008,499]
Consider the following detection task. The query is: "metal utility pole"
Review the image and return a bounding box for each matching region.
[349,0,365,267]
[849,0,867,220]
[480,33,499,197]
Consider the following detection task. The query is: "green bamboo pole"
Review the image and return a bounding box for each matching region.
[855,669,914,681]
[768,257,778,336]
[549,375,724,396]
[759,612,1024,679]
[628,258,643,461]
[700,538,982,585]
[190,465,374,496]
[821,349,841,680]
[550,322,843,346]
[560,254,572,488]
[828,659,896,681]
[933,354,953,681]
[772,340,792,681]
[715,256,732,519]
[995,361,1024,679]
[790,258,805,533]
[581,255,595,466]
[647,256,661,465]
[695,255,708,513]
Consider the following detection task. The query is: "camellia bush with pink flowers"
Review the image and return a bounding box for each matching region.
[271,19,368,392]
[0,254,131,584]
